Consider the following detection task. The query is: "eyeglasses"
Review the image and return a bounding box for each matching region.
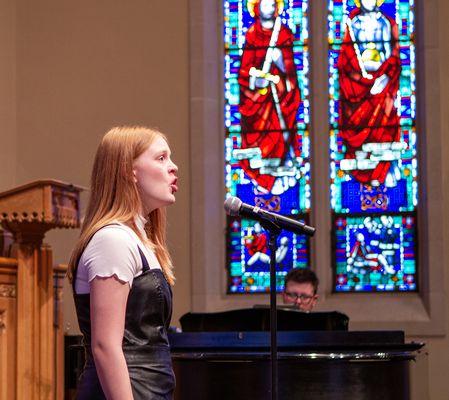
[284,292,315,303]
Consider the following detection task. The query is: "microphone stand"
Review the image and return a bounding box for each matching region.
[260,219,281,400]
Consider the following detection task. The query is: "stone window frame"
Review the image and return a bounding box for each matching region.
[188,0,445,336]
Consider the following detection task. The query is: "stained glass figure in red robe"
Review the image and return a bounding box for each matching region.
[337,0,402,187]
[236,0,301,195]
[244,222,268,261]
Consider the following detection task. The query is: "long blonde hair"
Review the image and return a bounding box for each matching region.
[68,126,175,286]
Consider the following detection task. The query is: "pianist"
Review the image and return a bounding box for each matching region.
[282,268,319,312]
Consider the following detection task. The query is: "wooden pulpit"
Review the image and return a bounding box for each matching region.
[0,180,83,400]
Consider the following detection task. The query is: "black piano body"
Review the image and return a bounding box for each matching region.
[170,308,423,400]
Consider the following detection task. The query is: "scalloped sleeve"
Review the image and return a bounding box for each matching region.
[75,225,142,294]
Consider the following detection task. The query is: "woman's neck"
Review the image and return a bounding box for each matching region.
[134,213,148,235]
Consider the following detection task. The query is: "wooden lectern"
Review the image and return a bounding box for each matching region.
[0,180,83,400]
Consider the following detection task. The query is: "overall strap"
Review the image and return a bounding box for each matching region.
[137,246,150,272]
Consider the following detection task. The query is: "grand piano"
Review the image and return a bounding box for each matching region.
[169,308,423,400]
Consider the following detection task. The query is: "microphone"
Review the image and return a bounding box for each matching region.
[224,196,315,236]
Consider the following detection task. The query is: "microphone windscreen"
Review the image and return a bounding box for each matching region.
[224,196,242,216]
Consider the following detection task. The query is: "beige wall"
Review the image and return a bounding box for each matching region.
[403,0,449,397]
[418,0,449,396]
[0,0,16,189]
[0,0,448,399]
[2,0,191,331]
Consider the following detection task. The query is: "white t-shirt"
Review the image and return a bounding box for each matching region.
[74,220,161,294]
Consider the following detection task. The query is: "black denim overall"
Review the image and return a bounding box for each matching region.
[74,246,175,399]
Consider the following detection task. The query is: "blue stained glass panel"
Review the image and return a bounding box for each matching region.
[228,217,310,293]
[333,214,417,292]
[224,0,311,293]
[328,0,418,292]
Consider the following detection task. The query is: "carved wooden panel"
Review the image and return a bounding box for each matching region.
[0,181,82,399]
[0,284,15,298]
[54,264,67,400]
[0,309,6,400]
[0,180,84,233]
[0,258,17,400]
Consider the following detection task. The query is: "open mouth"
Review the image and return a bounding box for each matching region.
[170,180,178,194]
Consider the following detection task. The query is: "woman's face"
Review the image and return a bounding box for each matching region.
[133,136,178,214]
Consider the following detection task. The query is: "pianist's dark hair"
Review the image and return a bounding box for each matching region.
[284,268,319,294]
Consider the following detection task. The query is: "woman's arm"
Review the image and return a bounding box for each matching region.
[90,275,133,400]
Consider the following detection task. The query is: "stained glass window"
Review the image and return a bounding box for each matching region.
[328,0,418,291]
[224,0,311,293]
